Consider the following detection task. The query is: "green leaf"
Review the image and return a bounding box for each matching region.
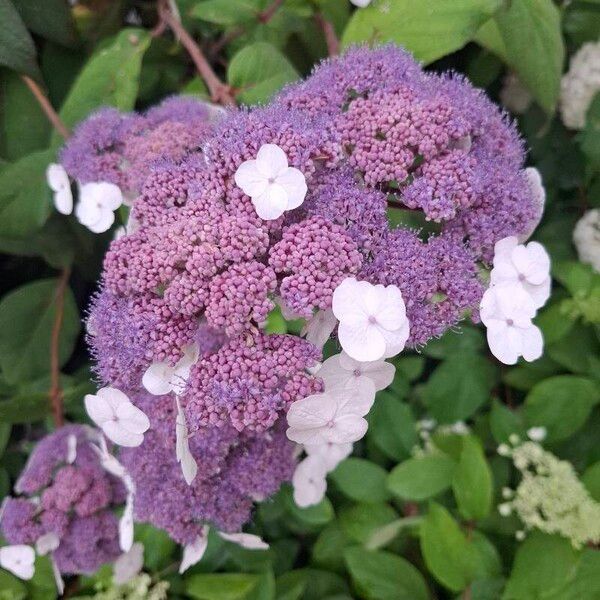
[422,353,497,423]
[341,0,502,64]
[582,461,600,502]
[546,322,600,375]
[312,523,349,572]
[0,279,80,385]
[503,533,581,599]
[136,524,177,571]
[0,69,51,161]
[452,436,493,520]
[344,547,429,600]
[368,395,417,461]
[0,570,26,600]
[387,453,456,501]
[228,42,299,105]
[423,326,485,360]
[276,569,348,600]
[0,0,42,81]
[12,0,76,47]
[476,0,564,113]
[524,376,600,442]
[338,503,398,545]
[185,573,259,600]
[192,0,263,25]
[52,28,150,145]
[0,149,55,238]
[283,486,334,527]
[330,458,390,503]
[420,503,485,592]
[489,400,526,444]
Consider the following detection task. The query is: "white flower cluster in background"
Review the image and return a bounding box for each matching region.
[499,72,533,115]
[573,208,600,273]
[560,40,600,130]
[480,236,551,365]
[497,438,600,548]
[46,163,123,233]
[289,278,407,507]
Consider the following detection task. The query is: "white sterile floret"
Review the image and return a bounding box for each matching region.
[143,343,199,396]
[218,532,269,550]
[0,545,35,580]
[350,0,372,6]
[573,209,600,273]
[286,386,371,445]
[304,441,353,472]
[332,278,409,362]
[46,164,73,215]
[35,532,59,556]
[490,236,551,309]
[317,351,395,397]
[560,41,600,130]
[179,528,209,574]
[292,455,328,507]
[234,144,307,221]
[75,182,123,233]
[113,542,144,585]
[66,433,77,464]
[84,387,150,447]
[518,168,546,243]
[302,308,337,349]
[480,284,543,365]
[175,397,198,485]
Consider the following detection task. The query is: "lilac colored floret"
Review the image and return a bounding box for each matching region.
[0,426,123,575]
[120,392,295,543]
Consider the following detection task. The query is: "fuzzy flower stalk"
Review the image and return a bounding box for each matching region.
[47,46,548,558]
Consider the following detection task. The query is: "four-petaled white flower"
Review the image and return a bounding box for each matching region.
[317,352,395,400]
[490,237,551,309]
[175,397,198,485]
[302,308,337,349]
[234,144,307,221]
[292,455,328,508]
[46,164,73,215]
[75,182,123,233]
[113,542,144,585]
[179,527,209,574]
[84,387,150,447]
[480,284,543,365]
[143,344,199,397]
[218,532,269,550]
[304,441,353,472]
[332,278,409,362]
[286,386,371,445]
[0,545,35,580]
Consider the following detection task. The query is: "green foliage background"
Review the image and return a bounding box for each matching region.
[0,0,600,598]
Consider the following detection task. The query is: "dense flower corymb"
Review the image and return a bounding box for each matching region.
[0,426,124,575]
[56,46,547,551]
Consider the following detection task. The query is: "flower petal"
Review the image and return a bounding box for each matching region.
[115,402,150,435]
[277,167,307,209]
[338,321,386,362]
[521,324,543,362]
[255,144,288,178]
[46,164,69,192]
[54,187,73,215]
[326,414,368,444]
[102,421,144,448]
[252,183,288,221]
[218,532,269,550]
[234,160,268,197]
[0,545,35,580]
[113,542,144,585]
[292,456,328,507]
[179,531,209,574]
[119,495,135,552]
[142,362,175,396]
[287,393,336,430]
[84,393,113,426]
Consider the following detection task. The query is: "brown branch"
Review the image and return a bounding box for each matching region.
[21,75,70,139]
[314,12,339,57]
[49,268,71,428]
[258,0,284,23]
[157,0,235,105]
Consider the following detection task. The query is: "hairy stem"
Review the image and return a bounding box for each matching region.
[314,12,339,57]
[49,268,71,428]
[21,75,70,139]
[158,0,235,106]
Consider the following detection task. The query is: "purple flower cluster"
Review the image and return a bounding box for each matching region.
[64,46,542,544]
[120,392,295,543]
[0,426,123,574]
